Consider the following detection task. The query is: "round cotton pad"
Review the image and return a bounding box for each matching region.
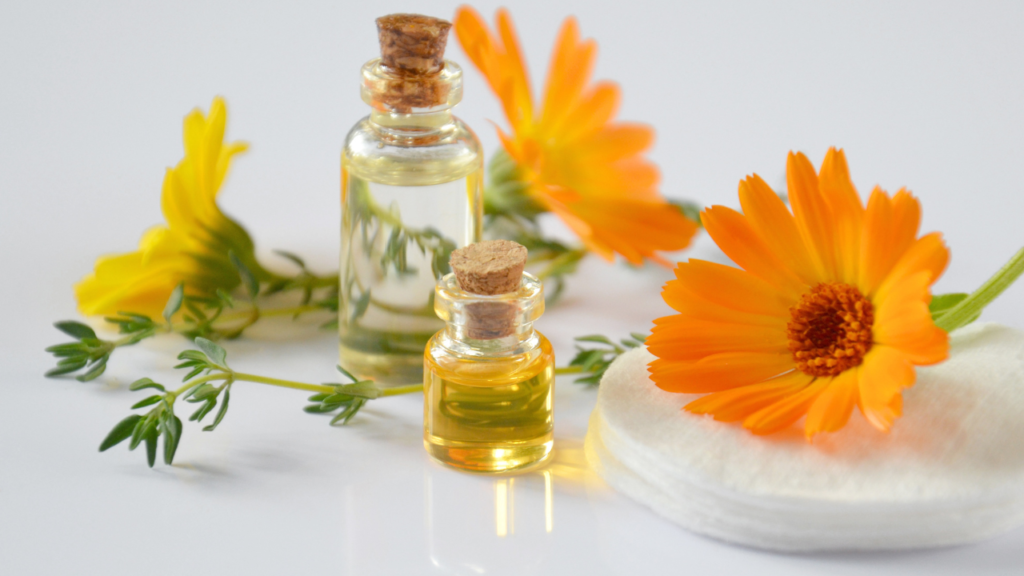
[584,322,1024,551]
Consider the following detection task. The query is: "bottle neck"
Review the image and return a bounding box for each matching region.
[439,321,540,357]
[368,108,455,138]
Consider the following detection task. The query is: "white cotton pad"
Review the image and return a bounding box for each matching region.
[584,322,1024,551]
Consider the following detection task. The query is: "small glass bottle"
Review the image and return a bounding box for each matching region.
[340,14,483,385]
[424,245,555,473]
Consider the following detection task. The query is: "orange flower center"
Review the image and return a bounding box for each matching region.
[787,283,874,377]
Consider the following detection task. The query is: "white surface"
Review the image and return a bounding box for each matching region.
[587,323,1024,551]
[2,0,1024,574]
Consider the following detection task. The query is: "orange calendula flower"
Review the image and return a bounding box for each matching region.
[453,6,698,265]
[647,148,950,439]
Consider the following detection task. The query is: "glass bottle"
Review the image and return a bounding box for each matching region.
[424,272,555,473]
[340,15,483,385]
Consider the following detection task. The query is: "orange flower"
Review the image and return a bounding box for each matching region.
[646,148,950,439]
[453,6,698,265]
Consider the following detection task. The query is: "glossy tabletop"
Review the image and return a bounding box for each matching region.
[2,1,1024,574]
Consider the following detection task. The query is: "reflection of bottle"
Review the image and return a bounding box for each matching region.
[424,241,555,473]
[340,14,483,385]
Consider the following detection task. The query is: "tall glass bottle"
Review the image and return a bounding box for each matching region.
[340,15,483,385]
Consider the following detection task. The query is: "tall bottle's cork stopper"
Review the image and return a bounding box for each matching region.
[376,14,452,76]
[449,240,529,339]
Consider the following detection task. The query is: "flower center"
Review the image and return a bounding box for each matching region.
[787,282,874,377]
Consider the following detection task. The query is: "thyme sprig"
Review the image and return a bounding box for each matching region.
[46,252,337,381]
[100,336,422,467]
[556,332,648,385]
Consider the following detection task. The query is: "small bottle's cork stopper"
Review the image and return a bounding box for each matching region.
[450,240,528,295]
[449,240,529,340]
[376,14,451,76]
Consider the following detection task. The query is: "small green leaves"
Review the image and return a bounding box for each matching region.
[230,250,260,301]
[203,387,231,432]
[99,415,143,452]
[195,337,229,370]
[163,415,182,465]
[163,283,185,324]
[302,365,382,426]
[566,332,647,386]
[129,378,165,392]
[350,289,372,323]
[131,395,163,409]
[54,321,97,341]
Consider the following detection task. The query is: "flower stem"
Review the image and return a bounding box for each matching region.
[936,246,1024,332]
[381,384,424,397]
[231,372,336,394]
[554,366,583,375]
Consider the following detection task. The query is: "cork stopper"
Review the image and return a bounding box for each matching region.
[376,14,451,76]
[449,240,529,340]
[450,240,528,295]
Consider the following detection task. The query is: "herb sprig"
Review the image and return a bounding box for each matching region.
[557,332,648,385]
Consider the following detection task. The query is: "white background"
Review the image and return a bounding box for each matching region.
[1,1,1022,574]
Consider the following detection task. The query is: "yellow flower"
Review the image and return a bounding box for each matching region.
[75,97,267,318]
[647,148,950,439]
[454,7,699,266]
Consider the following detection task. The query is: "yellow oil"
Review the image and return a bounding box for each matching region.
[424,334,555,473]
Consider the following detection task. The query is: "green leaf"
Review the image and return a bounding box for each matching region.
[229,251,260,300]
[186,384,218,402]
[330,398,367,426]
[45,358,88,377]
[629,332,648,344]
[99,414,143,452]
[203,387,230,432]
[336,365,358,382]
[575,335,615,346]
[274,250,307,270]
[350,289,371,322]
[129,378,165,392]
[130,414,156,451]
[163,415,182,465]
[669,199,704,227]
[54,321,97,341]
[131,395,163,409]
[194,337,228,369]
[929,293,968,320]
[76,356,108,382]
[145,428,158,468]
[163,283,185,324]
[190,399,217,422]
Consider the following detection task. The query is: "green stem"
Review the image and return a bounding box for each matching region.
[536,247,587,280]
[231,372,336,394]
[381,384,424,396]
[555,366,584,375]
[936,247,1024,332]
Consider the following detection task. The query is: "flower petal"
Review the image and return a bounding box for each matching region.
[738,173,819,284]
[818,147,863,284]
[744,377,830,435]
[874,270,949,365]
[701,205,807,297]
[649,352,795,393]
[804,367,859,439]
[648,315,789,361]
[857,345,915,432]
[787,151,837,280]
[668,259,794,318]
[685,370,813,422]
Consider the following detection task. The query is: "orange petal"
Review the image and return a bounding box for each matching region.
[857,187,895,296]
[787,151,838,280]
[818,148,863,284]
[875,232,950,302]
[556,81,620,144]
[744,377,829,435]
[804,367,859,439]
[662,278,790,326]
[539,17,595,132]
[737,173,819,284]
[685,371,813,422]
[649,352,795,393]
[701,205,807,298]
[648,315,789,361]
[857,345,915,432]
[574,123,654,164]
[669,259,793,318]
[874,270,949,365]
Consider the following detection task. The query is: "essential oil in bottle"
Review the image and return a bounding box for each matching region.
[424,240,555,473]
[340,14,483,385]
